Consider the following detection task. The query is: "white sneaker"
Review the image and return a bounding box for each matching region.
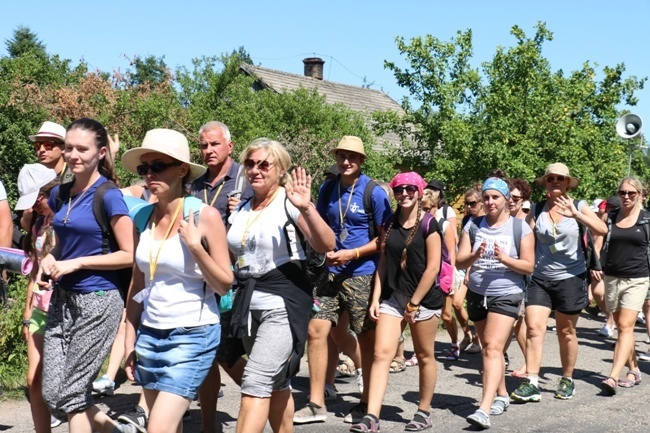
[355,368,364,393]
[637,312,646,325]
[639,351,650,362]
[598,325,613,338]
[50,415,63,428]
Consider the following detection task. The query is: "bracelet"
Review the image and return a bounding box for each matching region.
[406,302,420,313]
[355,248,360,259]
[22,319,31,326]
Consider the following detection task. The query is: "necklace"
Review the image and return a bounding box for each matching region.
[62,188,90,225]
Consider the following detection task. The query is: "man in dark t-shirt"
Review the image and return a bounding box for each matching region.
[190,121,251,433]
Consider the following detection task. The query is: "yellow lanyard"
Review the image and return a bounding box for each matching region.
[240,187,281,249]
[203,181,225,207]
[148,198,184,284]
[337,179,357,227]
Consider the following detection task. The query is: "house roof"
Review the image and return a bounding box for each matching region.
[239,63,404,151]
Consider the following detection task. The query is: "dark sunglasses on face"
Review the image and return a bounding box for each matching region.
[510,195,522,202]
[465,200,478,207]
[392,185,418,196]
[136,161,182,176]
[243,159,273,172]
[546,175,566,183]
[618,190,638,198]
[33,141,63,151]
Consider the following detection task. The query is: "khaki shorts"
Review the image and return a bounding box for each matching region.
[605,276,649,313]
[313,273,375,334]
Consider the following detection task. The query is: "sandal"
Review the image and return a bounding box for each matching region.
[337,357,357,377]
[389,357,406,373]
[600,377,617,395]
[405,354,419,367]
[404,410,432,431]
[618,370,641,388]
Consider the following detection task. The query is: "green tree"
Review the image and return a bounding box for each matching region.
[127,55,170,89]
[4,26,46,58]
[383,22,647,200]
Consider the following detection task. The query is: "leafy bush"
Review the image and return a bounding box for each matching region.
[0,275,28,392]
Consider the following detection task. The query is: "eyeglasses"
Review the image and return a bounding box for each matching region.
[136,161,182,176]
[33,140,63,151]
[465,200,478,207]
[510,194,523,202]
[243,159,274,172]
[546,175,566,183]
[617,190,638,198]
[392,185,418,196]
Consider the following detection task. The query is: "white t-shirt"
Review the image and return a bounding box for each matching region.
[227,188,305,309]
[135,210,220,329]
[464,216,532,296]
[435,205,457,222]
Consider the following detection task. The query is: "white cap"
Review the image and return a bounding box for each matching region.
[15,164,57,210]
[522,200,531,210]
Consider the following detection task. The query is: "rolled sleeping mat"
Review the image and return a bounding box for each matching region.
[0,247,33,275]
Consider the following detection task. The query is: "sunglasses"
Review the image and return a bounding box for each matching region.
[33,140,63,151]
[510,194,522,202]
[465,200,478,207]
[136,161,181,176]
[392,185,418,196]
[546,175,566,183]
[617,190,638,198]
[243,159,274,172]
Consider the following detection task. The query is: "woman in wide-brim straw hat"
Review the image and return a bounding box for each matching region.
[121,128,234,433]
[511,162,607,404]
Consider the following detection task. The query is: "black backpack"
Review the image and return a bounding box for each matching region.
[55,181,132,297]
[319,177,379,240]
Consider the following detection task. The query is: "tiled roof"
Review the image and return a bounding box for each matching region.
[240,63,404,151]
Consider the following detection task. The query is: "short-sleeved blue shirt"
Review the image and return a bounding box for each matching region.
[316,174,392,276]
[49,176,129,293]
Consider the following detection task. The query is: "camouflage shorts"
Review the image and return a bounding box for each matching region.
[313,273,375,334]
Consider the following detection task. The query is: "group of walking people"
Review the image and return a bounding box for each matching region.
[8,117,649,433]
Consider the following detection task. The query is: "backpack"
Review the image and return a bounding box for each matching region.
[320,177,380,240]
[55,181,132,297]
[532,199,600,272]
[600,209,650,272]
[421,212,453,294]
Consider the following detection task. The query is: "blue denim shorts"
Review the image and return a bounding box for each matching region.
[135,323,220,399]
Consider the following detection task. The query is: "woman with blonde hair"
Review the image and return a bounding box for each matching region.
[227,138,335,433]
[351,172,442,432]
[511,163,607,403]
[599,177,648,394]
[120,128,234,433]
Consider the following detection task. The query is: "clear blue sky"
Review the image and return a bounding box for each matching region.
[2,0,648,133]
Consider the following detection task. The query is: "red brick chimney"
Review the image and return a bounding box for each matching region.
[303,57,324,80]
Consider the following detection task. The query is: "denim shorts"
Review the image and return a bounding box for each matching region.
[379,291,442,321]
[136,323,220,400]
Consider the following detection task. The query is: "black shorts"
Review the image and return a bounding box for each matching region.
[525,273,588,315]
[466,290,523,322]
[215,310,246,365]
